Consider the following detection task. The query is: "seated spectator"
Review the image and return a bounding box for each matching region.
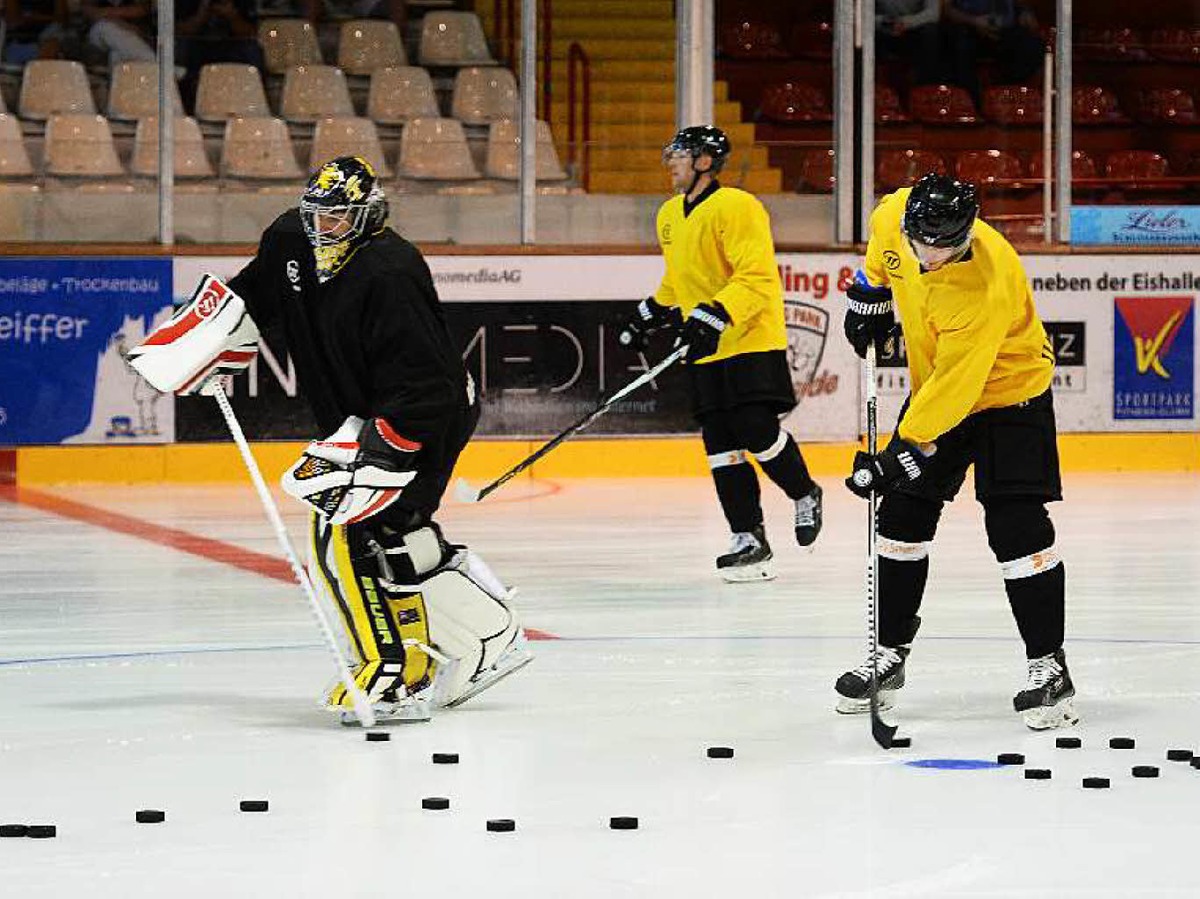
[877,0,945,87]
[3,0,68,64]
[944,0,1043,104]
[175,0,265,111]
[82,0,157,67]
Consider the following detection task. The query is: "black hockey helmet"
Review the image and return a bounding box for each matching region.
[902,172,979,248]
[299,156,389,281]
[663,125,732,172]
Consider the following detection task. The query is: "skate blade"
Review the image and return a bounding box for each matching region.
[336,700,432,726]
[441,649,534,709]
[835,691,897,715]
[719,561,776,583]
[1021,699,1079,730]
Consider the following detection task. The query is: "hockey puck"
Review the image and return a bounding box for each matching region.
[1056,736,1082,749]
[609,816,639,830]
[486,819,515,833]
[1082,777,1110,789]
[1132,765,1160,778]
[997,753,1026,766]
[1109,737,1135,749]
[26,825,56,839]
[239,800,269,813]
[135,810,165,824]
[432,752,459,765]
[422,797,450,811]
[0,824,28,838]
[706,747,734,759]
[1167,749,1194,762]
[891,737,912,748]
[365,732,390,742]
[1190,757,1200,770]
[1024,768,1052,780]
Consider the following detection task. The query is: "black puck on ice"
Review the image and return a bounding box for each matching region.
[486,819,515,833]
[1190,757,1200,770]
[432,752,459,765]
[1082,777,1110,789]
[1056,736,1082,749]
[239,800,269,813]
[706,747,734,759]
[365,732,390,742]
[26,825,56,839]
[1109,737,1135,750]
[135,810,166,824]
[891,737,912,748]
[1167,749,1194,762]
[0,824,28,837]
[422,797,450,811]
[609,816,639,830]
[1132,766,1160,778]
[1024,769,1052,780]
[997,753,1026,766]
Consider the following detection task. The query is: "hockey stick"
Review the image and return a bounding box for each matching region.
[455,343,688,503]
[864,344,899,749]
[210,383,376,728]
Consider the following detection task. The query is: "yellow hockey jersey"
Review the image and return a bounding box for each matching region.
[653,185,787,364]
[864,188,1054,445]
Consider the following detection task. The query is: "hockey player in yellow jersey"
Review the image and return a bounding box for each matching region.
[618,125,823,582]
[836,172,1076,730]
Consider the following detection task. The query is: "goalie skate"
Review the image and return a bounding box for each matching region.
[440,629,534,709]
[716,525,775,582]
[338,683,433,726]
[1014,649,1078,730]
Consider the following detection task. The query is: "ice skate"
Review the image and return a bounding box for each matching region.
[794,483,823,548]
[834,644,910,714]
[1014,649,1078,730]
[716,525,775,582]
[440,629,534,709]
[338,683,433,726]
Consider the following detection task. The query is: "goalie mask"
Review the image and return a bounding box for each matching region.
[300,156,389,283]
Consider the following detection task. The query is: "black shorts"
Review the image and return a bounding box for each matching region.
[896,389,1062,504]
[688,349,797,418]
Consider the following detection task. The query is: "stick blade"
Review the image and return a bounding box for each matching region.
[871,715,900,749]
[453,477,481,504]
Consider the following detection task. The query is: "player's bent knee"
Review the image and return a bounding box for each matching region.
[984,499,1055,564]
[877,493,941,545]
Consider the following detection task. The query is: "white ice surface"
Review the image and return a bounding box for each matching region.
[2,474,1199,898]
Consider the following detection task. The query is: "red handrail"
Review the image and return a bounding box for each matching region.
[541,0,552,121]
[567,41,592,191]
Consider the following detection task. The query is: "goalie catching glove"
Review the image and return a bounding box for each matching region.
[126,274,260,395]
[282,416,421,525]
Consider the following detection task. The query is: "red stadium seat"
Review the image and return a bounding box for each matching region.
[1105,150,1171,181]
[955,149,1026,187]
[790,20,833,59]
[983,85,1044,126]
[1149,28,1200,63]
[719,20,789,59]
[1139,88,1198,125]
[759,82,832,124]
[1072,85,1129,125]
[910,85,978,125]
[876,149,946,191]
[1076,27,1149,62]
[798,148,835,193]
[1028,149,1098,180]
[876,85,908,123]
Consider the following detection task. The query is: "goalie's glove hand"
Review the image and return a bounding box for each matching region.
[359,417,422,472]
[844,269,898,359]
[617,296,683,351]
[677,301,729,362]
[845,434,933,499]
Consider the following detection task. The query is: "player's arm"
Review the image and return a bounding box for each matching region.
[620,206,683,350]
[226,221,281,330]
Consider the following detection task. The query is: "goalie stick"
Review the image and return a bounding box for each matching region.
[455,343,688,504]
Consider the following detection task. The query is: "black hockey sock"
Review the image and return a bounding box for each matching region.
[1005,563,1065,659]
[754,433,817,500]
[878,556,928,647]
[711,461,763,533]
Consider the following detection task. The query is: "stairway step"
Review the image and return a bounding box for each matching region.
[553,120,756,146]
[512,37,672,60]
[479,0,674,21]
[571,80,729,103]
[585,143,770,170]
[548,99,743,125]
[587,167,782,194]
[548,19,675,40]
[544,58,675,81]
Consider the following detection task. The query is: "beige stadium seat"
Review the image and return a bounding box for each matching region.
[309,116,392,177]
[44,114,124,177]
[485,119,567,181]
[19,60,97,121]
[132,117,215,179]
[418,12,496,67]
[195,64,270,123]
[338,19,406,77]
[397,117,480,180]
[280,65,354,123]
[451,66,518,125]
[259,18,323,76]
[0,113,33,177]
[221,116,303,180]
[107,62,185,121]
[367,66,439,125]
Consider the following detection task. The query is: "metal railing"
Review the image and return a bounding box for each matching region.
[493,0,553,121]
[567,41,592,191]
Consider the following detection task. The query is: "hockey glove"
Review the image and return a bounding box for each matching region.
[843,269,898,359]
[845,434,933,499]
[678,302,730,362]
[617,296,683,351]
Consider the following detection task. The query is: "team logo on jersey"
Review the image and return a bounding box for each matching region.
[661,223,672,245]
[286,259,301,291]
[1113,294,1193,420]
[883,250,901,272]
